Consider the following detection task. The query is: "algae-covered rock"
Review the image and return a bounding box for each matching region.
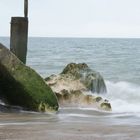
[0,43,59,112]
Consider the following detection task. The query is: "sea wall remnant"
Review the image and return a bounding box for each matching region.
[0,43,59,112]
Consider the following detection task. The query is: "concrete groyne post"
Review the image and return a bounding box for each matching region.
[24,0,28,18]
[10,0,28,64]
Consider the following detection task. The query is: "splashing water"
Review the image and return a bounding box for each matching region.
[0,99,5,106]
[103,81,140,114]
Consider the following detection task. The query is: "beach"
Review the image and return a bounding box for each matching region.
[0,37,140,140]
[0,109,140,140]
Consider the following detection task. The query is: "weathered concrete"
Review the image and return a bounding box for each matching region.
[24,0,28,17]
[10,17,28,64]
[0,43,59,112]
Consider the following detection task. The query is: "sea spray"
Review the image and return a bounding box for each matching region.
[103,81,140,113]
[0,99,5,106]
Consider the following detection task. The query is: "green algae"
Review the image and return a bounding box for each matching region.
[0,43,59,112]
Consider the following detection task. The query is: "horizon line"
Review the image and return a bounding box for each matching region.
[1,36,140,39]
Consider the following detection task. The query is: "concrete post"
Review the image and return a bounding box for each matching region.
[10,17,28,64]
[24,0,28,17]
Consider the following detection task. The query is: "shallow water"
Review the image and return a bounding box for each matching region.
[0,37,140,139]
[0,109,140,140]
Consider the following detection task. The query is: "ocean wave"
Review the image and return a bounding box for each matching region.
[103,81,140,113]
[1,80,140,114]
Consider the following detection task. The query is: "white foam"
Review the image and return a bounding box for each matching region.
[103,81,140,113]
[0,99,5,106]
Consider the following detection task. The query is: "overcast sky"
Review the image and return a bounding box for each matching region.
[1,0,140,37]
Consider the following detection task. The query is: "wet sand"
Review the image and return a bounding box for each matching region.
[0,109,140,140]
[0,123,140,140]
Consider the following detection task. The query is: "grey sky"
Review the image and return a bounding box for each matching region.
[1,0,140,37]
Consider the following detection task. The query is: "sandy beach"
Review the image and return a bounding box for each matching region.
[1,38,140,140]
[1,124,139,140]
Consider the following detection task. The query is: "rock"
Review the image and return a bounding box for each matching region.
[61,63,107,94]
[45,63,111,111]
[95,96,102,102]
[61,63,88,78]
[61,89,70,100]
[100,102,111,111]
[0,43,59,112]
[46,63,107,94]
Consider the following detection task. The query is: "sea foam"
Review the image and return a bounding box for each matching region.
[103,81,140,113]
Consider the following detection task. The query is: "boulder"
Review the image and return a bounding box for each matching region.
[0,43,59,112]
[61,63,107,93]
[45,63,111,111]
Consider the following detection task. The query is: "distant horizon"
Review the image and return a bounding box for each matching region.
[1,36,140,39]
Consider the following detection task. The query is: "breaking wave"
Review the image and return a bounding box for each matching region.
[103,81,140,113]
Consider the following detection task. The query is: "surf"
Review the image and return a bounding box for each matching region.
[103,81,140,114]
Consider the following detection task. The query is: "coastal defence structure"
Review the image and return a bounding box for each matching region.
[10,0,28,64]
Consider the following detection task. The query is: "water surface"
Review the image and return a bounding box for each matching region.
[0,37,140,140]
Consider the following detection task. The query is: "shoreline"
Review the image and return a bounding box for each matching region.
[1,126,139,140]
[0,110,140,140]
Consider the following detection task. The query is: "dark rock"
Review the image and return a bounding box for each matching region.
[95,96,102,102]
[61,89,70,100]
[70,90,83,97]
[100,102,111,111]
[55,92,63,100]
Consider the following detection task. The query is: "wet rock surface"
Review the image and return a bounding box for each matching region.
[45,63,111,111]
[0,43,59,112]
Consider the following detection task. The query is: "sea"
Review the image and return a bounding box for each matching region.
[0,37,140,140]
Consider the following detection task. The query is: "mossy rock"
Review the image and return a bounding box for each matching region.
[0,43,59,112]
